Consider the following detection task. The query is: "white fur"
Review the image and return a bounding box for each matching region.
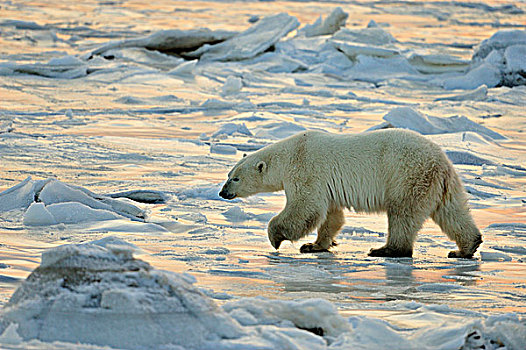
[221,129,482,258]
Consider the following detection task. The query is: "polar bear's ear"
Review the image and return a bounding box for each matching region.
[256,161,267,173]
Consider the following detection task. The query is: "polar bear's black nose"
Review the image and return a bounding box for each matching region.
[219,187,236,200]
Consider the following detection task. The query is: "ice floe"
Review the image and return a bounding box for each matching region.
[0,177,50,213]
[0,178,168,228]
[343,55,417,83]
[445,151,497,166]
[100,47,185,70]
[333,41,400,59]
[210,143,238,155]
[187,13,299,61]
[440,63,501,90]
[212,123,253,138]
[0,56,88,79]
[221,75,243,95]
[90,29,236,57]
[23,202,122,226]
[441,30,526,89]
[168,59,198,78]
[434,84,488,101]
[176,184,225,201]
[368,107,505,140]
[253,121,307,140]
[300,7,348,38]
[221,206,273,223]
[408,53,470,74]
[248,51,310,73]
[332,25,398,46]
[107,190,167,204]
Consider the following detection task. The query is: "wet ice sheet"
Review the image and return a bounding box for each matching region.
[0,0,525,349]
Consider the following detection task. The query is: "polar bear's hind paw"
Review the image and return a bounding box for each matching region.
[300,243,330,253]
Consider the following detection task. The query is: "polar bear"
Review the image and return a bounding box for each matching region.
[219,129,482,258]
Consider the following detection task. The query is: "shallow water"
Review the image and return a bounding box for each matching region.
[0,0,525,345]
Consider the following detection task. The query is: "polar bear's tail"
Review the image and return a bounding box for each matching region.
[431,164,482,258]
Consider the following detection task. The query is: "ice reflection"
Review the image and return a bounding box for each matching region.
[264,253,419,300]
[447,260,482,287]
[383,259,415,287]
[266,252,343,293]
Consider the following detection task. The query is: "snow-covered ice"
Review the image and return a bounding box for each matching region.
[0,1,525,349]
[1,240,524,350]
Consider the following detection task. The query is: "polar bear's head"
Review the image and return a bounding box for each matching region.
[219,154,269,200]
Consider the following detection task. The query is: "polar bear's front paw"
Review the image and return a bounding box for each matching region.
[268,230,287,250]
[269,234,285,250]
[300,243,330,253]
[368,246,412,258]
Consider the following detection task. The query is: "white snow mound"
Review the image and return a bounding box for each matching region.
[0,239,244,350]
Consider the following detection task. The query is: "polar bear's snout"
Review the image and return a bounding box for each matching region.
[219,181,237,200]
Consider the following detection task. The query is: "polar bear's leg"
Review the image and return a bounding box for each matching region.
[431,193,482,259]
[300,206,344,253]
[268,197,326,250]
[368,209,426,258]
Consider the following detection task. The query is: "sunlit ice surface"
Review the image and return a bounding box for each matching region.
[0,0,525,346]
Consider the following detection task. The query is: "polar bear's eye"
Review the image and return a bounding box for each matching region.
[232,177,240,182]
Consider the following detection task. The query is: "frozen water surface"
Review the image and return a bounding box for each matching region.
[0,0,525,349]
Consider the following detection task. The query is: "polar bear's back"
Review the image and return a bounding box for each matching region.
[295,129,453,213]
[298,128,448,173]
